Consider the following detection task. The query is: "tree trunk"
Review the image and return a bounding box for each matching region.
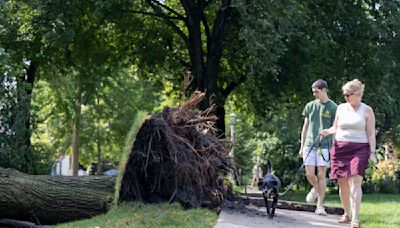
[206,0,231,133]
[96,97,102,175]
[72,82,82,176]
[0,168,115,225]
[96,141,102,175]
[13,62,37,173]
[147,1,236,134]
[181,1,206,93]
[22,62,37,151]
[181,0,232,134]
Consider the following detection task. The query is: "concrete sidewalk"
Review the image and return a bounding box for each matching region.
[214,206,348,228]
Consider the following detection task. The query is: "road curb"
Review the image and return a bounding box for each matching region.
[238,194,344,215]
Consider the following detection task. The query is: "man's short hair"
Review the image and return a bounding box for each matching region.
[312,79,328,90]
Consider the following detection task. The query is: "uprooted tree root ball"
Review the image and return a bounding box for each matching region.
[117,91,233,209]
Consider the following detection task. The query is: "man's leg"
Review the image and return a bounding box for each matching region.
[305,165,319,202]
[313,147,331,214]
[303,147,319,202]
[305,166,319,189]
[316,166,327,208]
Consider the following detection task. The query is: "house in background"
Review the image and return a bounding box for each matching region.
[51,155,87,176]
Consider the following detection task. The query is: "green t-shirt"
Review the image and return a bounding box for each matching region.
[302,99,337,149]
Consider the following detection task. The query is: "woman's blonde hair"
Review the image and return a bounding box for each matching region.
[342,79,365,95]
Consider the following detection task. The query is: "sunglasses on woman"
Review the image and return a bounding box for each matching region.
[343,92,354,98]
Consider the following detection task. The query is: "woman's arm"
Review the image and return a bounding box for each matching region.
[365,105,376,162]
[320,105,340,136]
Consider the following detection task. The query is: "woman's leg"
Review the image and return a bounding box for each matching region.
[349,175,363,223]
[338,177,351,216]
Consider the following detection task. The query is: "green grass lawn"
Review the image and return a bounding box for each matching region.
[55,192,399,228]
[281,192,400,228]
[56,202,218,228]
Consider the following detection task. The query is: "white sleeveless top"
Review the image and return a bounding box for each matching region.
[335,103,368,143]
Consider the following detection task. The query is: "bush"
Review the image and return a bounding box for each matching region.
[371,159,400,193]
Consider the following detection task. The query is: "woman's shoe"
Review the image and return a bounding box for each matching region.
[337,214,351,223]
[351,221,362,228]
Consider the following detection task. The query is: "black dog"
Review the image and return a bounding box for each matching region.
[258,161,281,219]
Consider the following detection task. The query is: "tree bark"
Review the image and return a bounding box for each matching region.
[13,62,37,173]
[206,0,231,132]
[181,0,232,133]
[181,0,206,93]
[143,1,236,133]
[96,97,103,175]
[72,81,82,176]
[0,168,115,225]
[96,140,102,175]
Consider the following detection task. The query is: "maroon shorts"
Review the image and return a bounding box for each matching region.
[330,141,370,180]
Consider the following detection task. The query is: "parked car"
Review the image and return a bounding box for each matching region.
[103,169,118,177]
[87,162,118,176]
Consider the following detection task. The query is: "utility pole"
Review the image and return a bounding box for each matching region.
[229,113,238,184]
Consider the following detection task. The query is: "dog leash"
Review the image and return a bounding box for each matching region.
[278,134,325,196]
[318,136,331,162]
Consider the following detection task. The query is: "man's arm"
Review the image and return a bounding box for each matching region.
[299,117,309,157]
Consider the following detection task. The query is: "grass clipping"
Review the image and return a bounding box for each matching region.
[117,91,232,209]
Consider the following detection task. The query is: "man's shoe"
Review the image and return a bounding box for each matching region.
[306,188,318,203]
[315,206,327,216]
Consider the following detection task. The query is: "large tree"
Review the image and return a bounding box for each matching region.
[106,0,235,132]
[0,1,42,173]
[104,0,307,133]
[1,0,160,174]
[2,0,400,176]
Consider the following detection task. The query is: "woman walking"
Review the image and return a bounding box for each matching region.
[320,79,377,228]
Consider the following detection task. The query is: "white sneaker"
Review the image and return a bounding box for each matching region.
[315,206,327,216]
[306,187,318,203]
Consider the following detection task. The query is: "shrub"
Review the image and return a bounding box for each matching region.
[371,159,400,193]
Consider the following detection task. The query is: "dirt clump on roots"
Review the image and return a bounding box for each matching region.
[118,91,233,209]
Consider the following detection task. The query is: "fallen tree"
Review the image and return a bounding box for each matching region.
[0,167,115,225]
[0,91,233,225]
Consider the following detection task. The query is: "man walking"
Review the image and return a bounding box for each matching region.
[299,79,337,215]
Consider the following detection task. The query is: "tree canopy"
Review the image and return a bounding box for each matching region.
[1,0,399,181]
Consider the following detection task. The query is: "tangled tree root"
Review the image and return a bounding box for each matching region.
[118,91,233,209]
